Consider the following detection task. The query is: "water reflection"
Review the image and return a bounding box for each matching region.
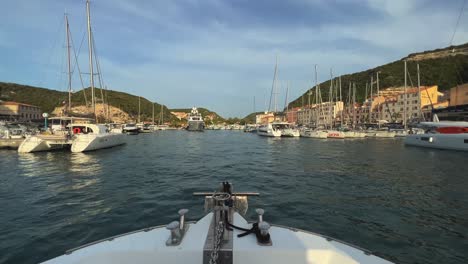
[69,153,102,175]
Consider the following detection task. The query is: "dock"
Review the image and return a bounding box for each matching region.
[0,138,24,149]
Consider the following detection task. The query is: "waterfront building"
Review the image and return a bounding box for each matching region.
[449,83,468,106]
[0,101,42,121]
[255,112,275,125]
[286,107,300,124]
[296,101,343,127]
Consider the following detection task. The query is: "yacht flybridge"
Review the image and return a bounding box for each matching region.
[42,182,393,264]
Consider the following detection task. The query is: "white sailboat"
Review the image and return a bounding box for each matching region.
[258,56,282,138]
[71,0,126,152]
[19,16,85,153]
[404,118,468,151]
[301,65,328,139]
[325,70,345,139]
[41,182,393,264]
[365,72,395,138]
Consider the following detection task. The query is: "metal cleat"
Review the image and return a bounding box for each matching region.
[166,221,181,246]
[255,208,264,223]
[178,209,189,231]
[258,221,272,246]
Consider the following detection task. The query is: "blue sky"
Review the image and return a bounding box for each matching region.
[1,0,467,117]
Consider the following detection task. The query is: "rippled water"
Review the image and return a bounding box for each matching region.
[0,131,467,264]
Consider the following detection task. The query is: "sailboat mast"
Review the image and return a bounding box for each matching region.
[138,96,141,123]
[404,60,407,129]
[352,83,356,128]
[253,96,256,114]
[268,56,278,113]
[329,69,333,129]
[339,76,342,128]
[376,71,380,128]
[347,82,351,126]
[161,105,164,125]
[65,14,72,113]
[417,63,424,121]
[152,102,155,125]
[86,0,96,122]
[370,76,373,124]
[314,65,319,127]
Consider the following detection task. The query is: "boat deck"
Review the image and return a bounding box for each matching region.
[43,212,392,264]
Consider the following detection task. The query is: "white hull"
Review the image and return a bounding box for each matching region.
[404,133,468,151]
[366,131,396,138]
[258,124,282,137]
[343,131,367,138]
[326,130,345,139]
[300,130,328,138]
[281,128,300,137]
[257,129,282,137]
[18,135,70,153]
[42,211,392,264]
[71,133,125,152]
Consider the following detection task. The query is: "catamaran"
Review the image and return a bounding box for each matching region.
[19,1,126,153]
[41,182,393,264]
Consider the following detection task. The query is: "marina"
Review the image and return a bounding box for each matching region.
[0,0,467,263]
[1,131,467,264]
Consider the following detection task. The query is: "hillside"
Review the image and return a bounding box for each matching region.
[0,82,173,123]
[241,112,263,124]
[170,108,225,124]
[288,42,468,108]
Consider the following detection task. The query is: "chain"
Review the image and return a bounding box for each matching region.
[209,220,225,264]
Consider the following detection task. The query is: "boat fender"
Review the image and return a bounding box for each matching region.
[73,127,81,134]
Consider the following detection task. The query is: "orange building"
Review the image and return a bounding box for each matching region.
[449,83,468,106]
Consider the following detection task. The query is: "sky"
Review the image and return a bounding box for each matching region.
[1,0,467,117]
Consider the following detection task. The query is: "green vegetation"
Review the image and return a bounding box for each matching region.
[288,43,468,109]
[170,108,225,124]
[0,82,173,122]
[241,111,263,124]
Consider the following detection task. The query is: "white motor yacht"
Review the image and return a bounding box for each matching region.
[404,121,468,151]
[187,107,205,131]
[41,182,393,264]
[123,124,139,135]
[257,123,282,137]
[275,122,299,137]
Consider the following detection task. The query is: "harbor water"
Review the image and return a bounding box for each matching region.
[0,131,467,264]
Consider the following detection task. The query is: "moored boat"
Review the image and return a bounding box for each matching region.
[123,124,139,135]
[257,123,282,137]
[326,130,345,139]
[70,123,125,152]
[300,128,328,138]
[187,107,205,131]
[404,121,468,151]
